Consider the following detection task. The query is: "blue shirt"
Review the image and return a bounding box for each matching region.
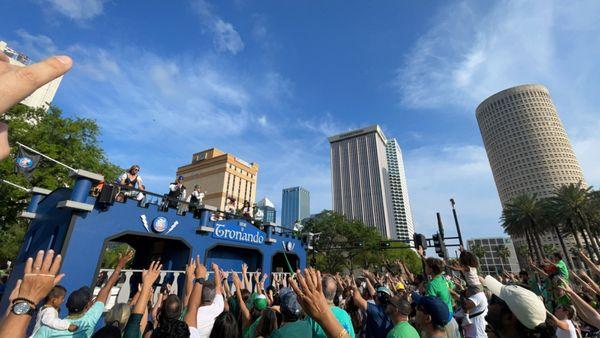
[34,301,105,338]
[366,302,393,338]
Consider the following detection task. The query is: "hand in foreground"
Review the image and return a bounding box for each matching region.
[19,250,64,304]
[0,54,72,160]
[289,268,330,321]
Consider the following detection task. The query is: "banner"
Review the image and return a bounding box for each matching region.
[15,145,41,179]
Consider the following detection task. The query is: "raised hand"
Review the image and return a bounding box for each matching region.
[19,250,64,304]
[231,271,242,288]
[289,268,330,322]
[142,261,163,285]
[194,256,207,279]
[117,249,134,269]
[0,54,72,160]
[185,258,195,277]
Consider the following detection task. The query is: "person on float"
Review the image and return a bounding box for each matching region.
[118,165,145,201]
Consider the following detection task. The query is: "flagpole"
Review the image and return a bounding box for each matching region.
[0,179,30,192]
[16,142,77,173]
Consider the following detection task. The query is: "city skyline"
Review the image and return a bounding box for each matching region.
[281,187,310,228]
[2,1,600,240]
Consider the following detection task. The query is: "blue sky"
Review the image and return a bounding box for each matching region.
[3,0,600,246]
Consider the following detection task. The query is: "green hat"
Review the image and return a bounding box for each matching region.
[254,294,268,311]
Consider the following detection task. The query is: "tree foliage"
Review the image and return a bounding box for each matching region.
[0,104,122,263]
[302,210,422,274]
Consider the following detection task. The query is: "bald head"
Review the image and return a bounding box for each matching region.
[322,274,337,301]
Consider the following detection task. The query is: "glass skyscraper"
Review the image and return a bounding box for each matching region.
[281,187,310,228]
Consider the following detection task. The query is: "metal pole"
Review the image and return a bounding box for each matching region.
[17,142,77,172]
[0,179,30,192]
[450,198,464,247]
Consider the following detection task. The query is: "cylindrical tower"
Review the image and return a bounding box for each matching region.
[476,84,585,205]
[476,84,586,259]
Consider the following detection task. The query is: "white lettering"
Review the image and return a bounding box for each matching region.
[213,223,265,244]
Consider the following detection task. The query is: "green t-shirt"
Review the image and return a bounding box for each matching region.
[555,260,569,280]
[243,316,261,338]
[387,321,420,338]
[426,275,453,314]
[268,319,312,338]
[306,306,355,338]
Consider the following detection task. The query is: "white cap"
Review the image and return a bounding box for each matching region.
[483,275,546,329]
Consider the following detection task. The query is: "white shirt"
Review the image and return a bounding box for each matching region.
[556,320,577,338]
[465,267,481,287]
[30,306,71,337]
[463,292,488,338]
[195,294,225,337]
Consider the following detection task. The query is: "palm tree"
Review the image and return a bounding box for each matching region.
[540,197,574,268]
[501,193,547,263]
[497,244,511,272]
[547,182,600,259]
[470,243,486,263]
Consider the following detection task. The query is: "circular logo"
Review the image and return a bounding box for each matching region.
[16,157,33,169]
[286,241,294,251]
[152,217,168,233]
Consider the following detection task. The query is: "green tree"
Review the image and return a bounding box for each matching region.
[501,193,547,263]
[497,244,511,272]
[302,210,421,273]
[470,243,486,262]
[0,104,122,263]
[546,182,600,259]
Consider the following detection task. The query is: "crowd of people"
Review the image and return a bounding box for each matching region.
[2,245,600,338]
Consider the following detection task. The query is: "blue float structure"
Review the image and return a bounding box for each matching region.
[0,170,308,314]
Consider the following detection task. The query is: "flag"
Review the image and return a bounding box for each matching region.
[15,145,41,179]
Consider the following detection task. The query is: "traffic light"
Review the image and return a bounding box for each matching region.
[379,241,391,248]
[432,233,446,259]
[413,233,427,250]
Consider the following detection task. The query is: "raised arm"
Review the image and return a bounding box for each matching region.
[560,282,600,328]
[351,282,368,312]
[546,310,571,331]
[123,261,162,338]
[579,252,600,278]
[241,263,250,291]
[183,259,195,307]
[184,257,206,329]
[97,250,133,304]
[232,271,251,328]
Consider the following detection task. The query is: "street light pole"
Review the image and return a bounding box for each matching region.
[450,198,464,247]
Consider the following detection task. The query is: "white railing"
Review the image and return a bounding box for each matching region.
[95,269,294,309]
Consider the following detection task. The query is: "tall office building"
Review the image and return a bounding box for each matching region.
[329,125,414,239]
[281,187,310,228]
[476,84,586,253]
[1,41,62,111]
[176,148,259,211]
[386,139,415,243]
[256,197,276,223]
[467,237,520,274]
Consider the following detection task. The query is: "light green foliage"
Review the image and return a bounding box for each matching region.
[302,210,422,273]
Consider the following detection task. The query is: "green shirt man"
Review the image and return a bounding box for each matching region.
[387,321,420,338]
[426,275,453,314]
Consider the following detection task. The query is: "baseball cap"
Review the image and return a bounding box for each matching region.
[376,286,393,296]
[278,288,302,317]
[412,293,450,328]
[482,275,546,329]
[178,175,184,180]
[254,294,268,311]
[66,286,92,313]
[395,282,405,291]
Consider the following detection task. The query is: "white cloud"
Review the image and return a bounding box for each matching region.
[257,115,267,126]
[404,144,503,239]
[192,0,245,54]
[396,0,600,241]
[45,0,106,20]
